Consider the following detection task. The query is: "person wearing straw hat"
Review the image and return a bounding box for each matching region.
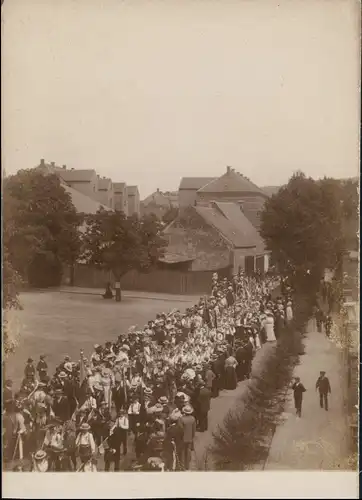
[75,422,96,467]
[178,404,196,470]
[31,449,49,472]
[43,419,65,471]
[109,408,129,468]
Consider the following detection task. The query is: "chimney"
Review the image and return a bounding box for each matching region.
[227,166,231,173]
[62,165,66,169]
[40,159,45,165]
[157,188,160,192]
[51,162,55,167]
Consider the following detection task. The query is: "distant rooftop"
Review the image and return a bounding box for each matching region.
[58,169,96,182]
[113,182,126,192]
[179,177,217,190]
[127,186,139,195]
[197,167,267,197]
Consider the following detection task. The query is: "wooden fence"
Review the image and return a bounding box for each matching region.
[64,264,232,295]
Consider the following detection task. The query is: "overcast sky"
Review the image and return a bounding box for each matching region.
[2,0,360,198]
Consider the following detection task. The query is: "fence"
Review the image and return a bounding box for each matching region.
[64,264,232,295]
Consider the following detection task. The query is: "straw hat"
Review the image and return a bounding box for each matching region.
[182,405,193,415]
[158,396,168,405]
[80,423,91,431]
[58,371,67,378]
[169,408,182,422]
[144,387,153,395]
[34,450,47,461]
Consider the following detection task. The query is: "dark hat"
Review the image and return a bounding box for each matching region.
[320,371,326,375]
[27,358,33,363]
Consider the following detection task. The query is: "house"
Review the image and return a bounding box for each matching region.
[57,168,99,199]
[96,176,114,209]
[161,201,270,275]
[35,159,109,214]
[178,167,269,230]
[127,185,141,217]
[35,159,139,216]
[141,189,179,219]
[178,177,216,209]
[112,182,128,215]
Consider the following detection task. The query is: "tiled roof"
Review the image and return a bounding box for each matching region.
[58,169,96,182]
[179,177,216,190]
[195,202,265,250]
[213,202,266,252]
[197,169,267,197]
[143,190,178,207]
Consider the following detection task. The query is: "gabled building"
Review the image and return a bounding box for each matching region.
[35,159,139,216]
[57,168,99,199]
[141,188,178,219]
[178,177,216,209]
[178,167,269,230]
[35,159,109,214]
[161,201,270,275]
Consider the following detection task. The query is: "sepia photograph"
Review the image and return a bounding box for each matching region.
[2,0,360,498]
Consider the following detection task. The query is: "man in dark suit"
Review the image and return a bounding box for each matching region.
[197,382,212,432]
[292,377,306,417]
[178,405,196,470]
[315,371,331,410]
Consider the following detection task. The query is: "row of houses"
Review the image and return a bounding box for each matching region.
[31,160,274,292]
[36,159,140,216]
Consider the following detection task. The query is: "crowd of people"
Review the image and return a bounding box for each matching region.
[3,270,294,473]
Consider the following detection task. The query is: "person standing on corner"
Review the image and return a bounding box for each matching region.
[178,404,196,470]
[291,377,306,417]
[315,371,331,411]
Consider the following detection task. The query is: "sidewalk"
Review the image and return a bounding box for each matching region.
[265,320,349,470]
[191,342,277,470]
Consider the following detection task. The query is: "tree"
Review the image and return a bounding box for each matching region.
[3,169,82,287]
[162,206,179,225]
[260,172,347,290]
[82,209,167,282]
[2,252,23,359]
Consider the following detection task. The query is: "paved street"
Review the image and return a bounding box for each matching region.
[5,290,199,387]
[265,320,350,470]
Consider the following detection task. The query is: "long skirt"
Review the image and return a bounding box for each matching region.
[224,366,237,390]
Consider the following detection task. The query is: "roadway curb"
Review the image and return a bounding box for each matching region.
[58,288,196,303]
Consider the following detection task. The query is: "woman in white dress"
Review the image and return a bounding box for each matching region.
[286,301,293,323]
[264,311,277,342]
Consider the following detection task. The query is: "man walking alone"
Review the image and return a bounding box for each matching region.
[291,377,306,417]
[315,371,331,411]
